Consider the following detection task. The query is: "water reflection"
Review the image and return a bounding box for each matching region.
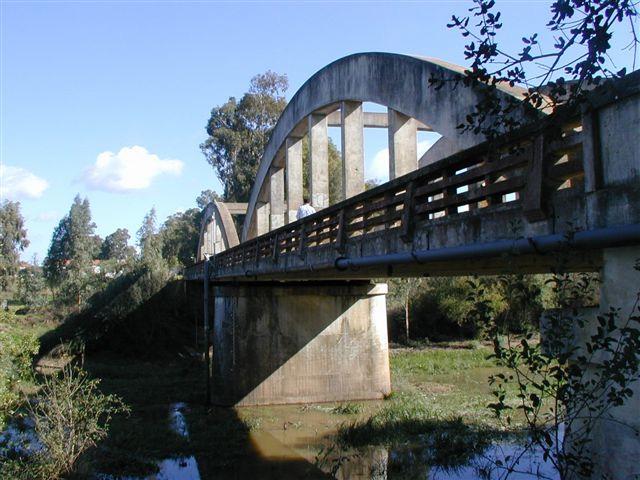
[0,417,42,457]
[96,403,201,480]
[327,438,560,480]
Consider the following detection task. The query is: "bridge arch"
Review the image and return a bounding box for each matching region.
[242,52,537,241]
[197,200,240,261]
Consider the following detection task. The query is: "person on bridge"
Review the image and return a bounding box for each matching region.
[296,196,316,220]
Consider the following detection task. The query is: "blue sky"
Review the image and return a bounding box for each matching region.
[1,1,637,262]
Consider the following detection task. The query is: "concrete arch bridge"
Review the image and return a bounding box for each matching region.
[186,54,640,478]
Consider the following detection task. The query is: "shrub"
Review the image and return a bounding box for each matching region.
[1,366,129,479]
[0,331,39,430]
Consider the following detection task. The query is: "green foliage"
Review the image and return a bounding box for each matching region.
[0,200,30,291]
[393,275,550,341]
[137,207,162,266]
[43,195,98,308]
[483,268,640,478]
[406,276,505,339]
[15,266,48,309]
[201,71,288,201]
[196,189,221,209]
[1,365,129,480]
[388,277,424,341]
[159,208,201,268]
[100,228,135,263]
[440,0,637,139]
[0,330,39,431]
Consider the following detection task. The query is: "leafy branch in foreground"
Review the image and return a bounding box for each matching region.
[479,265,640,479]
[431,0,639,139]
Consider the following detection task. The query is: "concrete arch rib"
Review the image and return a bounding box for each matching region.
[197,200,240,261]
[242,52,534,241]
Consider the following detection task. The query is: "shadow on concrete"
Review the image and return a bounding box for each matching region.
[206,281,378,406]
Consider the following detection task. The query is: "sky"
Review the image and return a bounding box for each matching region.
[1,0,637,262]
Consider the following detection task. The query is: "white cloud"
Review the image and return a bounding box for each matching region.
[83,146,183,193]
[367,138,437,183]
[0,165,49,200]
[417,138,436,158]
[369,148,389,182]
[34,210,59,222]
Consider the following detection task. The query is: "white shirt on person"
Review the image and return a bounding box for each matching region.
[296,203,316,220]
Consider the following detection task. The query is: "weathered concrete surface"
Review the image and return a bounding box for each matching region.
[255,201,270,237]
[309,113,329,209]
[243,52,533,241]
[388,109,418,179]
[270,167,285,230]
[584,247,640,480]
[197,201,240,261]
[285,137,303,223]
[341,101,365,199]
[211,282,391,406]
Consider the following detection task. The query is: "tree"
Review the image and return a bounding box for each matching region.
[0,200,29,291]
[16,264,47,308]
[196,189,222,210]
[137,208,162,264]
[435,0,638,139]
[159,208,201,268]
[201,71,289,202]
[43,195,97,307]
[389,277,424,342]
[100,228,134,262]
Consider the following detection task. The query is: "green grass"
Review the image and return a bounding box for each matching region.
[337,391,493,469]
[390,345,495,376]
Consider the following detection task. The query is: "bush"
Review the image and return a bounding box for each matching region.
[406,277,505,340]
[1,366,129,479]
[0,331,39,430]
[388,274,553,342]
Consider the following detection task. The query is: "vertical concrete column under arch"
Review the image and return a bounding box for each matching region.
[341,101,365,199]
[308,113,329,209]
[388,109,418,179]
[285,137,303,223]
[269,167,285,230]
[255,201,270,237]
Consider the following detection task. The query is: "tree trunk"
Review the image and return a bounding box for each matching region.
[405,296,410,343]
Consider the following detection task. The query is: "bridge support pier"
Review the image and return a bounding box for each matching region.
[578,246,640,479]
[211,281,391,406]
[542,246,640,479]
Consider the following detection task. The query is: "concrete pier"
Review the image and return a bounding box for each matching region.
[582,246,640,479]
[211,282,391,406]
